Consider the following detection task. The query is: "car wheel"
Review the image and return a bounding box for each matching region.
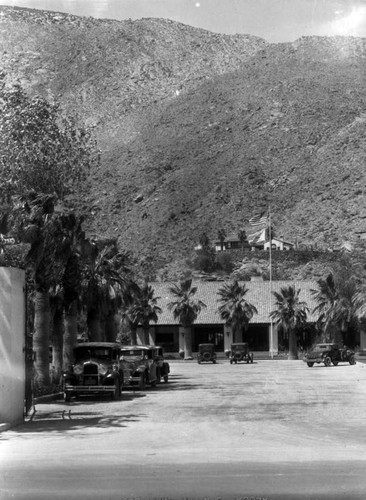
[349,355,356,365]
[307,362,314,367]
[324,356,332,367]
[164,375,169,383]
[138,373,146,390]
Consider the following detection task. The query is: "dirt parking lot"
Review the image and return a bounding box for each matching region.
[2,359,366,499]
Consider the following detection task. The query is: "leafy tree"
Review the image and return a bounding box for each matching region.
[217,280,257,342]
[0,79,99,203]
[270,285,309,359]
[217,228,227,251]
[238,229,248,249]
[168,278,206,359]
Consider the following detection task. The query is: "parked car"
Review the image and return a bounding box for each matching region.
[229,343,254,364]
[197,343,217,364]
[153,345,170,383]
[63,342,123,401]
[120,345,158,390]
[303,343,356,367]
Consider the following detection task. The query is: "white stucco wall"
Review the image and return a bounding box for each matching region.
[0,267,25,426]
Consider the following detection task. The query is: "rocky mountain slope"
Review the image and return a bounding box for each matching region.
[1,6,366,277]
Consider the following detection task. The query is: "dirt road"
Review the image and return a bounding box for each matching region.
[1,360,366,499]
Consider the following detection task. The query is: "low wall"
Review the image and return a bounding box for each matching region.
[0,267,25,427]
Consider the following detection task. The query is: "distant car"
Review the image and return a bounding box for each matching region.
[120,345,158,390]
[63,342,123,401]
[197,343,217,364]
[153,345,170,383]
[229,343,254,364]
[304,343,356,367]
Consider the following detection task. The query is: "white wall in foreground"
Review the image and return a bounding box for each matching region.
[0,267,25,426]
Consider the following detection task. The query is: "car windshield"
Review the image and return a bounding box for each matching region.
[74,347,113,361]
[232,344,247,351]
[314,344,336,351]
[121,349,144,357]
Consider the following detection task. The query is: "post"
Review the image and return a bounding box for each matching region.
[269,207,274,359]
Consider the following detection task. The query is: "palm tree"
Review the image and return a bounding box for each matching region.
[270,285,309,360]
[311,272,357,346]
[81,242,131,342]
[217,280,258,343]
[168,278,206,359]
[130,282,162,344]
[15,194,79,388]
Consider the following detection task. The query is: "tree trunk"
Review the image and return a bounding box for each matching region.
[88,309,101,341]
[51,309,64,384]
[183,326,193,359]
[143,326,150,345]
[63,300,78,371]
[105,312,117,342]
[130,325,137,345]
[33,290,51,388]
[288,329,298,360]
[233,325,243,343]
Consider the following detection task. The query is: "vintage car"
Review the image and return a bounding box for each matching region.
[197,343,217,364]
[120,345,158,390]
[229,343,254,364]
[63,342,123,401]
[304,343,356,367]
[153,345,170,383]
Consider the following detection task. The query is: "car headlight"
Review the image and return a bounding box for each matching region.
[73,364,83,375]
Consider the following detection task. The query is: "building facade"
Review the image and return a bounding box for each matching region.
[135,279,320,354]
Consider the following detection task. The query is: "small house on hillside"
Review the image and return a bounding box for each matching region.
[214,233,249,251]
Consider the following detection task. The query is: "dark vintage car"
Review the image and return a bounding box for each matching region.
[120,345,158,390]
[153,346,170,383]
[229,343,254,364]
[63,342,123,401]
[197,343,217,364]
[304,343,356,367]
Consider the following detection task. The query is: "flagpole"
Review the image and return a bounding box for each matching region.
[269,206,274,359]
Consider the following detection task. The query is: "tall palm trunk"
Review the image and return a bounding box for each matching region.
[88,309,102,341]
[130,324,137,345]
[63,300,78,371]
[51,309,64,384]
[143,326,150,345]
[33,290,51,387]
[183,326,193,359]
[288,329,298,360]
[105,312,117,342]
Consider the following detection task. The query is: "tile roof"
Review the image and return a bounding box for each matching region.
[151,280,319,325]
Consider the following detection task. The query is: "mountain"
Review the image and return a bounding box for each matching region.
[1,6,366,277]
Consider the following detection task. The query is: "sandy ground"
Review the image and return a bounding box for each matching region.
[1,359,366,499]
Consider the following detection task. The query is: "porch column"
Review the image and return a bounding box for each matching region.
[149,326,156,346]
[269,323,278,356]
[360,327,366,352]
[224,325,233,352]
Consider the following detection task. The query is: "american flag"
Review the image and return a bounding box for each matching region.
[249,211,269,226]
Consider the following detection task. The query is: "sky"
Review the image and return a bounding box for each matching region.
[0,0,366,42]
